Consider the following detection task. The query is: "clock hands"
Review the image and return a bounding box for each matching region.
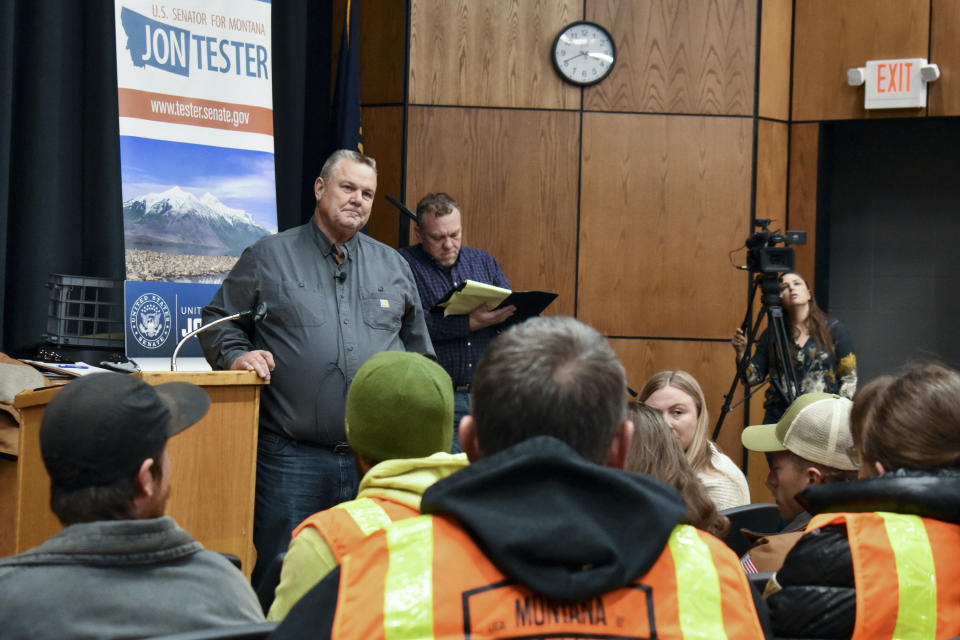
[587,51,613,63]
[564,51,612,64]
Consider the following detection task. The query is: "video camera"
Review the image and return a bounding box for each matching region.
[715,220,809,443]
[745,219,806,274]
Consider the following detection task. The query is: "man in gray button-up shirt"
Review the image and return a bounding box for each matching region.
[200,149,435,586]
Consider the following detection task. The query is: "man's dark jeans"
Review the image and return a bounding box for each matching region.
[251,429,358,588]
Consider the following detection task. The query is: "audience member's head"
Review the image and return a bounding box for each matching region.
[849,362,960,477]
[345,350,454,473]
[742,393,858,520]
[638,370,712,470]
[626,402,730,537]
[414,192,462,267]
[463,316,631,466]
[41,373,210,525]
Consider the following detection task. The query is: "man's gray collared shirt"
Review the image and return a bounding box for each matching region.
[200,221,434,444]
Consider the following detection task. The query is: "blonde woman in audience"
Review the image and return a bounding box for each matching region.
[767,362,960,639]
[626,402,730,538]
[639,370,750,510]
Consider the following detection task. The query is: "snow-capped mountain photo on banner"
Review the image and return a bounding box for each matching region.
[120,138,276,282]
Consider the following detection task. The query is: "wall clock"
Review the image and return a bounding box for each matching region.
[552,21,617,86]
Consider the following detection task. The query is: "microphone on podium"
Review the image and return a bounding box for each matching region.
[170,302,268,372]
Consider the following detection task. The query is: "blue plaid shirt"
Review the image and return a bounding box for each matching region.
[398,244,511,387]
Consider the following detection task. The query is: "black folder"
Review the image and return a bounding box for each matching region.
[433,279,557,324]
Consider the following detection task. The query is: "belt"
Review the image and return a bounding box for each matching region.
[260,429,352,453]
[454,384,471,393]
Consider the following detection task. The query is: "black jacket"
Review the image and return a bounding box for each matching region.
[271,436,772,638]
[768,468,960,639]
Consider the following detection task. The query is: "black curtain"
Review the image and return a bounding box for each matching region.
[0,0,333,355]
[272,0,334,228]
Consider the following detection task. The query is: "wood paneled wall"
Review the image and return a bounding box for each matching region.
[356,0,406,105]
[756,120,788,232]
[789,0,960,119]
[930,0,960,116]
[787,123,819,283]
[586,0,756,115]
[579,113,751,338]
[758,0,792,121]
[792,0,930,121]
[409,0,581,109]
[352,0,769,496]
[351,0,960,501]
[403,107,580,316]
[333,0,406,105]
[362,106,404,247]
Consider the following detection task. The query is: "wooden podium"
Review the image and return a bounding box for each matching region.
[7,370,264,578]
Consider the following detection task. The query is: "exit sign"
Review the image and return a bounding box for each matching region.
[864,58,928,109]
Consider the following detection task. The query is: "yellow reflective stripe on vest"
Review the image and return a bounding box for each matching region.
[334,497,393,536]
[383,516,435,640]
[668,525,727,640]
[878,512,937,640]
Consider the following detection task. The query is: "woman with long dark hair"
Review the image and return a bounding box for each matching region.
[732,272,857,423]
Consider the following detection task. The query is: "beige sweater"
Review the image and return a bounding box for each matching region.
[697,442,751,511]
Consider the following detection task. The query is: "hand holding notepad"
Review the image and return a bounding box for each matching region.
[434,280,557,322]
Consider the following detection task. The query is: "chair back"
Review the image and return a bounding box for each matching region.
[256,551,287,614]
[719,502,781,557]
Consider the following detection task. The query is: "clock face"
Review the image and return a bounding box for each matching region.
[552,21,616,86]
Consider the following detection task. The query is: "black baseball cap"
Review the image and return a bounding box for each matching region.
[40,372,210,490]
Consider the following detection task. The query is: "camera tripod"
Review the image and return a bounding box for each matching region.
[713,272,801,445]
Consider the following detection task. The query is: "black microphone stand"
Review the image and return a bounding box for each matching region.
[385,194,419,224]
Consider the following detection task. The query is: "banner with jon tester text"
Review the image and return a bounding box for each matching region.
[114,0,277,359]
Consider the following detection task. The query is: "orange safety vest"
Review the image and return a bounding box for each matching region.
[331,515,765,639]
[293,496,417,562]
[807,511,960,640]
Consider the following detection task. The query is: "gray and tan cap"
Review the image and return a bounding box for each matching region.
[40,372,211,490]
[741,392,857,471]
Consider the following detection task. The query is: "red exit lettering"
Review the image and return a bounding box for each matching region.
[877,62,913,93]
